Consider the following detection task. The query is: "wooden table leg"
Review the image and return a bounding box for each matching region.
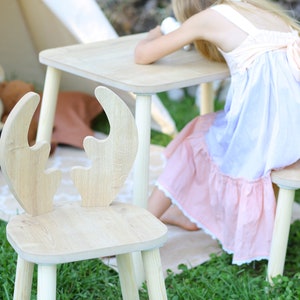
[133,94,152,208]
[132,93,152,287]
[36,66,62,143]
[131,87,213,286]
[200,82,214,115]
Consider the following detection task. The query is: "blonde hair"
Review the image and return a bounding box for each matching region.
[172,0,300,62]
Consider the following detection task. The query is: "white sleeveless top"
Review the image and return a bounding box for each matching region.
[211,5,299,77]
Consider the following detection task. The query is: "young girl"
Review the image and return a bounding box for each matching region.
[135,0,300,265]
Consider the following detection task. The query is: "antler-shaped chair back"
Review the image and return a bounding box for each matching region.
[0,92,61,216]
[0,86,138,213]
[71,86,138,207]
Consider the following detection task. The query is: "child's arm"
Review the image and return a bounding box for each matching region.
[134,26,189,64]
[134,9,215,65]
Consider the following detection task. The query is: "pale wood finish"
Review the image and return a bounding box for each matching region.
[117,253,140,300]
[13,257,34,300]
[71,87,138,207]
[271,160,300,190]
[39,33,229,94]
[133,95,152,207]
[37,265,57,300]
[7,201,167,264]
[268,160,300,282]
[0,92,61,216]
[200,82,215,115]
[142,249,167,300]
[36,67,62,143]
[2,89,168,299]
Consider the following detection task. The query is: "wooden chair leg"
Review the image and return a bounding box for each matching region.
[13,256,34,300]
[200,82,214,115]
[131,251,145,288]
[116,253,139,300]
[37,264,57,300]
[267,187,295,283]
[142,248,167,300]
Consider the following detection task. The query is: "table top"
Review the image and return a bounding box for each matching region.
[39,33,229,94]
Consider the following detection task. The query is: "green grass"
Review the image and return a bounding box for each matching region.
[1,90,300,299]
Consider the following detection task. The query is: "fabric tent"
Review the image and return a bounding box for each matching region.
[0,0,176,135]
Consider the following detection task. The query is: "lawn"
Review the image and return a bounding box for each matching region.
[1,89,300,299]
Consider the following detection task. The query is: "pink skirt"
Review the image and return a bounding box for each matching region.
[157,113,276,264]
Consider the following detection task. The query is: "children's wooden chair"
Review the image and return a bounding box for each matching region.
[0,87,168,300]
[268,161,300,282]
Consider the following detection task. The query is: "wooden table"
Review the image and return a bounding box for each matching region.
[38,33,229,208]
[38,32,229,286]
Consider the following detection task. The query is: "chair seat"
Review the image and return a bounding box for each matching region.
[7,201,168,265]
[271,160,300,189]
